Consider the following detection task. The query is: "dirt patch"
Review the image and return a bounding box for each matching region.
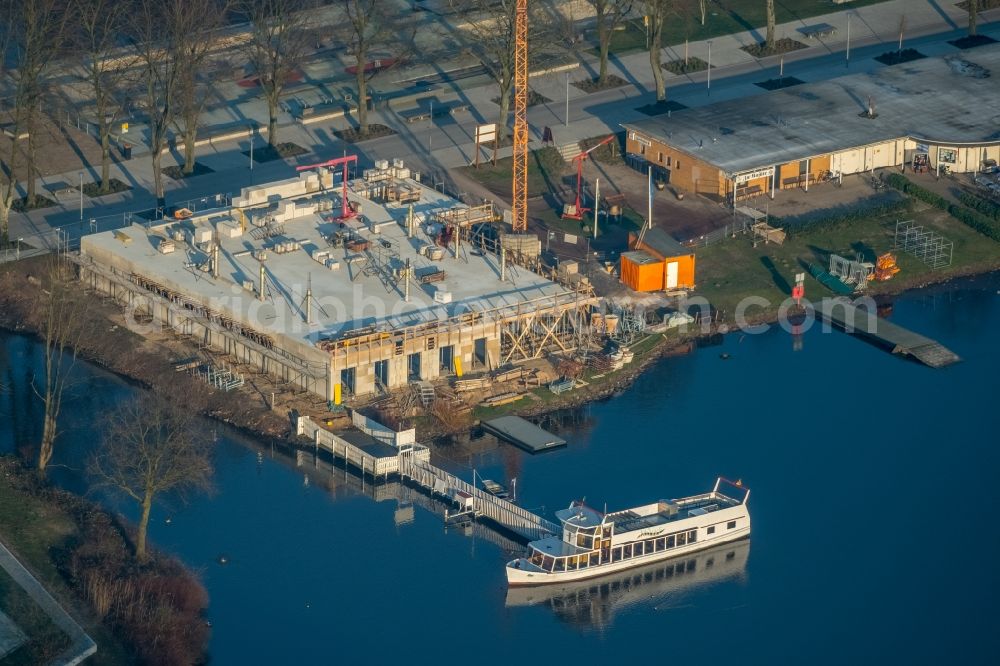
[572,74,629,93]
[333,124,397,143]
[11,194,57,212]
[755,76,804,90]
[243,142,308,163]
[662,57,710,75]
[949,34,997,50]
[741,38,807,58]
[874,49,926,66]
[163,163,215,180]
[634,100,688,116]
[82,178,132,197]
[492,90,551,107]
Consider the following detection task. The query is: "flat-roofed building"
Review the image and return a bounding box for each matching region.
[623,45,1000,204]
[79,165,595,401]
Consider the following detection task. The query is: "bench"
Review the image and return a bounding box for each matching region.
[798,23,837,40]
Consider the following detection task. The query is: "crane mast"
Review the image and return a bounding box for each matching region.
[511,0,529,231]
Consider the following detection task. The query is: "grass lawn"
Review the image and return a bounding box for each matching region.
[597,0,894,56]
[694,202,1000,320]
[530,201,644,237]
[0,469,131,665]
[458,146,566,200]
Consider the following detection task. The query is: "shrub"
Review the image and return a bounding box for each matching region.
[882,173,1000,241]
[957,191,1000,220]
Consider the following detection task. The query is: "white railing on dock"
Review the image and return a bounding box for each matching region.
[398,454,559,542]
[297,416,558,542]
[297,416,429,477]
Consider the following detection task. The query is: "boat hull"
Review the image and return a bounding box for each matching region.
[506,526,750,586]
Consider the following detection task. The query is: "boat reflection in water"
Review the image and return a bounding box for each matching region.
[505,539,749,629]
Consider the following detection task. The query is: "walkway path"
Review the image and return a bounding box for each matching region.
[0,539,96,666]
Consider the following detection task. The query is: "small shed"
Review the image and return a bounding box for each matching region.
[620,251,664,292]
[626,227,696,290]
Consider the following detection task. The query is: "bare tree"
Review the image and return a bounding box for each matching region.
[698,0,707,26]
[765,0,775,51]
[643,0,671,101]
[35,258,88,473]
[969,0,978,37]
[342,0,411,138]
[1,0,69,217]
[90,395,213,562]
[589,0,633,86]
[453,0,548,141]
[131,0,219,206]
[241,0,317,148]
[72,0,133,194]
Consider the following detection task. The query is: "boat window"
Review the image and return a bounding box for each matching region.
[578,557,588,569]
[602,526,612,538]
[624,544,633,558]
[589,552,600,566]
[666,535,675,548]
[542,556,554,571]
[602,539,611,550]
[707,526,716,535]
[677,532,687,547]
[530,551,544,566]
[612,547,622,562]
[688,530,697,543]
[576,534,593,549]
[634,542,644,557]
[655,537,665,551]
[553,558,565,572]
[728,520,737,529]
[645,538,656,553]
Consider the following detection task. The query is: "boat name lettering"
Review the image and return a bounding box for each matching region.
[638,528,665,538]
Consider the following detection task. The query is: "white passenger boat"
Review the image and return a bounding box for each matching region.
[506,478,750,586]
[505,540,750,628]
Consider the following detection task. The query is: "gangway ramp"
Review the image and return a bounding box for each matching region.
[814,298,960,368]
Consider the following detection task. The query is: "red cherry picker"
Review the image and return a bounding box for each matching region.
[561,135,615,221]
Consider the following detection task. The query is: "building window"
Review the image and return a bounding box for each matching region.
[676,160,681,170]
[639,144,646,156]
[727,520,737,529]
[657,152,663,163]
[707,526,716,535]
[666,155,672,166]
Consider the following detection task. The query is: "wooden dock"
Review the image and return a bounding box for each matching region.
[297,416,559,541]
[482,416,567,453]
[814,297,960,368]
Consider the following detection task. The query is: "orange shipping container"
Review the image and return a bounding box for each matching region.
[620,251,664,292]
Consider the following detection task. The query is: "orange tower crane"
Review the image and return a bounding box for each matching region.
[511,0,529,232]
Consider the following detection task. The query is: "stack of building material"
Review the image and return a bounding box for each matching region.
[500,233,541,257]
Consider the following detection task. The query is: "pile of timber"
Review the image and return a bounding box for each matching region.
[480,392,525,407]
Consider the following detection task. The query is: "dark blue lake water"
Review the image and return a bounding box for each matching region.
[3,275,999,665]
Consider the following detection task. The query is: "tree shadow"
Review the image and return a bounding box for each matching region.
[760,255,790,293]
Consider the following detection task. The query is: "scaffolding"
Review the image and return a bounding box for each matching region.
[893,220,953,269]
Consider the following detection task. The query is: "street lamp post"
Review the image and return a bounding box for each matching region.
[707,41,712,94]
[565,73,570,127]
[846,13,851,67]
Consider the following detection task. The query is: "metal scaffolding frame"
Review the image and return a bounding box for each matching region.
[893,220,953,269]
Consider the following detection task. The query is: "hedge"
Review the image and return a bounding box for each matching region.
[882,173,1000,242]
[957,191,1000,221]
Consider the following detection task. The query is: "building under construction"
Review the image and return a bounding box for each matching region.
[78,159,596,402]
